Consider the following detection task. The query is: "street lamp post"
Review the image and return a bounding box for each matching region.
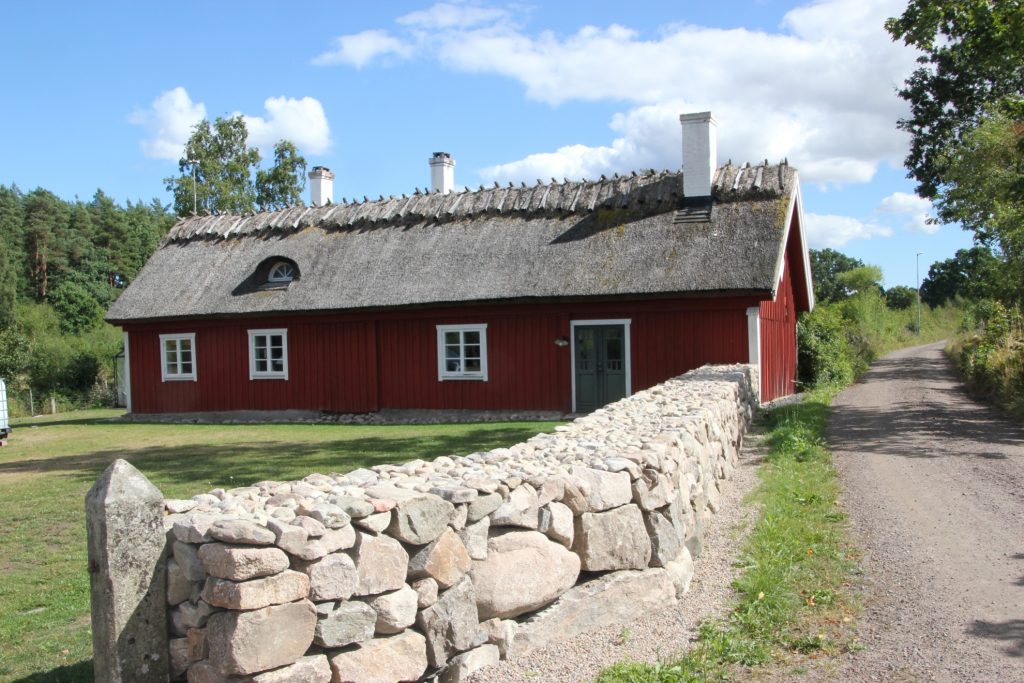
[187,159,199,214]
[916,252,924,334]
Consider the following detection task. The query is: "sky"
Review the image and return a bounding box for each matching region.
[1,0,975,289]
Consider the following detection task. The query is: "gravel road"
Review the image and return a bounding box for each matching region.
[467,432,766,683]
[803,341,1024,682]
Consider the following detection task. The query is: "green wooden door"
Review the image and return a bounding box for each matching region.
[574,324,627,412]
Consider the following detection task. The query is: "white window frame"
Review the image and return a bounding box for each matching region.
[268,261,296,283]
[159,333,197,382]
[436,324,488,381]
[248,328,289,380]
[123,331,132,412]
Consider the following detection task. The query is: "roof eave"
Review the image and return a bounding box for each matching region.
[106,288,777,327]
[771,175,814,312]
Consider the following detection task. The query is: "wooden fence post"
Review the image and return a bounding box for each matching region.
[86,459,169,682]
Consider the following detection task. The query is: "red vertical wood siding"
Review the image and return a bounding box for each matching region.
[124,296,761,414]
[759,252,799,402]
[128,318,377,413]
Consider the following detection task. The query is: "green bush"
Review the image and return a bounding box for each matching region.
[797,307,859,388]
[885,285,918,310]
[3,301,121,409]
[949,302,1024,415]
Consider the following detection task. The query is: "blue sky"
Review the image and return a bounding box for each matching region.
[1,0,974,288]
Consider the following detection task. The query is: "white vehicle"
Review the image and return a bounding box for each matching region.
[0,378,9,442]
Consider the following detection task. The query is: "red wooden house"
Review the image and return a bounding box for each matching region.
[106,113,813,416]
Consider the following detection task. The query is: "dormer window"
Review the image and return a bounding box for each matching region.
[252,257,300,290]
[268,262,296,283]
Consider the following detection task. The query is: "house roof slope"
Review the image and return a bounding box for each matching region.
[106,162,800,323]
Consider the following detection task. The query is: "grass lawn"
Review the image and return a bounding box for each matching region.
[0,409,562,683]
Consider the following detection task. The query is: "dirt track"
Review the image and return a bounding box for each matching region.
[823,341,1024,681]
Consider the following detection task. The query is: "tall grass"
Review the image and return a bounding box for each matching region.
[948,300,1024,416]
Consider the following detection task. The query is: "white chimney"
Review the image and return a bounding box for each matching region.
[680,112,718,198]
[429,152,456,194]
[308,166,334,206]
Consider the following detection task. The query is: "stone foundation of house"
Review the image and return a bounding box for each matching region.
[86,364,758,683]
[120,408,569,425]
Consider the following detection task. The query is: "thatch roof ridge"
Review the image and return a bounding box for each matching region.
[163,164,795,245]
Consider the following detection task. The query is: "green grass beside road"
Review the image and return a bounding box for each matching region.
[0,410,561,682]
[596,390,858,682]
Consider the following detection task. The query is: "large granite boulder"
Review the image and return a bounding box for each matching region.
[471,530,580,620]
[416,576,480,668]
[513,569,676,656]
[205,599,316,675]
[328,630,429,683]
[572,504,651,571]
[407,528,472,589]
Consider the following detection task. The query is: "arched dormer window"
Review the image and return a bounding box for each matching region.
[255,257,300,290]
[268,261,297,283]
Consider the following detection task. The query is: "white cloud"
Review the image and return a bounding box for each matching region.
[311,29,412,67]
[483,102,683,181]
[242,96,332,155]
[397,2,509,29]
[878,191,938,233]
[129,87,206,160]
[315,0,917,186]
[802,191,936,249]
[804,212,893,248]
[131,88,332,160]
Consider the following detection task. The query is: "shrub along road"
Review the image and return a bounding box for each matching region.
[825,341,1024,681]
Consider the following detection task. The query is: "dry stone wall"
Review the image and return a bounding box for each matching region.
[90,364,758,683]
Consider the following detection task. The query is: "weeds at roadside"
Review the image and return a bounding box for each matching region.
[595,389,858,682]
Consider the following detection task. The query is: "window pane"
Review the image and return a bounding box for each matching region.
[271,346,283,360]
[181,360,192,374]
[271,359,284,372]
[270,334,283,349]
[464,331,480,345]
[444,331,459,345]
[269,263,295,282]
[165,342,178,374]
[446,359,461,372]
[606,338,621,360]
[180,339,191,353]
[464,345,480,359]
[464,359,481,372]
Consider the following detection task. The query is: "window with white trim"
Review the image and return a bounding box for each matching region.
[248,329,288,380]
[437,324,488,381]
[160,333,197,381]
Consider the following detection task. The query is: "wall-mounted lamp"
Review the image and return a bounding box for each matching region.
[554,336,570,347]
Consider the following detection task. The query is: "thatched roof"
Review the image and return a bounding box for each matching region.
[106,162,803,323]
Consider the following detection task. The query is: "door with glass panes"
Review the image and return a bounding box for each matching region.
[573,323,627,412]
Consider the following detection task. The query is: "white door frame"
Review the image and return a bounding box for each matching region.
[123,331,132,413]
[569,318,632,412]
